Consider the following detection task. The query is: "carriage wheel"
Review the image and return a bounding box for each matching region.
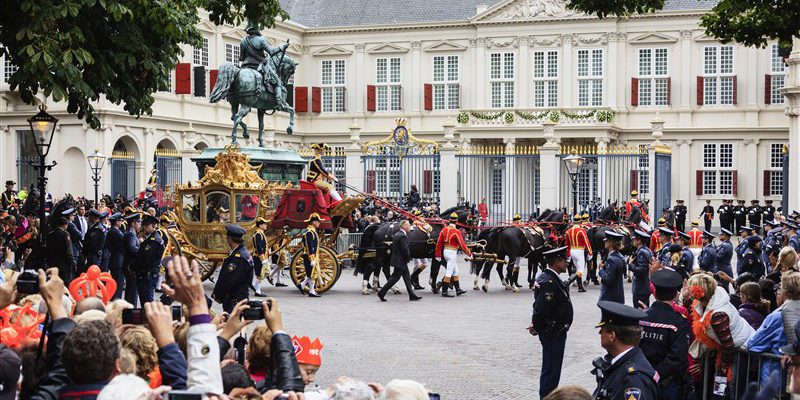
[289,246,341,294]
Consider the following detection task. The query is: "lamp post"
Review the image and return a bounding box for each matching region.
[563,154,586,219]
[87,149,107,207]
[27,105,58,269]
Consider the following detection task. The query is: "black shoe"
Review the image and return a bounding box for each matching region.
[578,288,587,293]
[275,282,288,287]
[454,281,467,296]
[378,292,387,302]
[409,295,422,301]
[296,284,306,295]
[308,292,321,298]
[432,281,441,295]
[441,283,454,297]
[412,284,424,291]
[267,277,274,285]
[253,292,266,297]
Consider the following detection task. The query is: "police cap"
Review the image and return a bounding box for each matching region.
[719,228,733,236]
[650,269,683,290]
[225,223,246,238]
[702,230,716,239]
[678,231,691,241]
[542,246,568,262]
[633,230,650,240]
[61,207,75,216]
[142,214,158,226]
[604,231,624,241]
[596,300,647,328]
[669,243,683,253]
[108,213,123,222]
[124,213,141,223]
[658,226,674,236]
[88,209,108,218]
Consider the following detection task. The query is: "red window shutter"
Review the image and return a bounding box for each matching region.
[311,87,322,113]
[696,76,704,106]
[667,77,672,105]
[366,170,376,193]
[765,75,772,105]
[424,83,433,111]
[630,170,639,192]
[631,78,639,107]
[367,85,376,112]
[294,86,309,113]
[732,75,738,105]
[696,170,703,196]
[763,170,771,196]
[423,170,432,193]
[175,63,191,94]
[732,170,738,196]
[209,69,219,93]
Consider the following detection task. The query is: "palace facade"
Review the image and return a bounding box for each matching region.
[0,0,794,220]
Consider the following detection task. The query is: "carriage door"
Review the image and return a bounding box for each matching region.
[654,150,672,220]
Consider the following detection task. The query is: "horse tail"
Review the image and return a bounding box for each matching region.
[210,62,238,103]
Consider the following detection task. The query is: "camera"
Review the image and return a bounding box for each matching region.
[172,304,182,321]
[122,308,146,325]
[16,270,39,294]
[242,299,271,320]
[164,391,203,400]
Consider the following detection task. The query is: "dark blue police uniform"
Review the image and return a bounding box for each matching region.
[132,226,164,306]
[105,217,125,297]
[122,214,141,303]
[629,232,652,307]
[599,247,625,304]
[699,243,716,273]
[213,224,254,313]
[82,211,107,271]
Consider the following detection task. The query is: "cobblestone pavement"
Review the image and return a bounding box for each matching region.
[203,254,644,399]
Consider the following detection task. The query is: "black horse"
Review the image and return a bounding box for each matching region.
[584,206,638,285]
[353,207,475,295]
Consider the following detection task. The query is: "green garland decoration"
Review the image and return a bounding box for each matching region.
[504,112,514,124]
[596,110,615,122]
[456,112,469,124]
[469,111,506,120]
[458,109,615,123]
[514,110,551,121]
[548,111,560,123]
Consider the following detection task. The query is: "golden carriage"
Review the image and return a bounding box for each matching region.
[163,146,363,293]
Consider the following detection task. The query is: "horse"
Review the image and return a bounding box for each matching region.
[210,54,298,145]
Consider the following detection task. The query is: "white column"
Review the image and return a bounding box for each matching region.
[607,33,619,109]
[504,137,516,219]
[518,36,530,109]
[679,30,693,125]
[744,139,760,200]
[475,38,486,109]
[595,137,610,202]
[345,120,363,195]
[411,41,421,113]
[439,145,459,207]
[785,37,800,211]
[539,121,559,208]
[561,34,574,108]
[676,139,692,204]
[355,44,366,113]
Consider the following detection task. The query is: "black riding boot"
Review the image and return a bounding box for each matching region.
[454,279,467,296]
[441,281,454,297]
[513,269,522,288]
[410,268,425,290]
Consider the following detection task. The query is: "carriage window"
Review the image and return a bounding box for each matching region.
[236,194,260,223]
[182,194,201,223]
[205,191,231,223]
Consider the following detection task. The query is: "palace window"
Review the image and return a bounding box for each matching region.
[225,43,240,66]
[702,143,735,195]
[432,55,459,110]
[321,147,347,192]
[768,143,785,196]
[194,37,209,67]
[532,50,558,108]
[637,48,669,106]
[321,59,346,112]
[770,44,786,104]
[490,52,515,108]
[703,45,735,105]
[1,52,17,84]
[577,49,603,107]
[376,57,402,111]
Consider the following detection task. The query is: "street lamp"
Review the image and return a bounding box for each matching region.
[563,154,585,219]
[87,149,107,207]
[27,104,58,269]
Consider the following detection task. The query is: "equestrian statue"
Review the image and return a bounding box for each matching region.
[210,21,298,146]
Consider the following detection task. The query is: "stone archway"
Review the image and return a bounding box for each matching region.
[110,136,141,200]
[61,147,87,197]
[154,138,181,192]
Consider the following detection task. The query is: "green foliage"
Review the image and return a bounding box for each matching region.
[456,112,469,124]
[0,0,287,129]
[566,0,799,49]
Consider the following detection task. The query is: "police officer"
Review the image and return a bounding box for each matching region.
[528,246,573,399]
[81,209,108,271]
[61,207,83,267]
[748,200,763,235]
[298,213,323,298]
[599,231,625,304]
[699,231,716,273]
[677,231,694,278]
[787,221,800,253]
[657,226,674,268]
[639,269,690,399]
[700,199,714,232]
[672,200,687,232]
[45,216,76,283]
[629,230,652,308]
[733,200,747,232]
[155,215,174,291]
[592,301,658,400]
[213,224,254,312]
[735,226,752,275]
[761,220,779,267]
[718,200,732,232]
[251,217,269,297]
[740,235,766,279]
[763,199,776,223]
[131,214,164,306]
[143,187,158,211]
[122,213,141,304]
[715,228,735,291]
[105,213,125,294]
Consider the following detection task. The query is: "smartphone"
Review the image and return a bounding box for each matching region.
[164,391,203,400]
[122,308,146,325]
[172,304,182,321]
[16,270,39,295]
[242,300,264,320]
[428,394,441,400]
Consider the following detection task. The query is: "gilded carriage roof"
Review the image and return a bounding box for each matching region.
[175,145,291,192]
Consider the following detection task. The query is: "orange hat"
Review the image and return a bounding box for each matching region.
[292,335,323,366]
[68,265,118,304]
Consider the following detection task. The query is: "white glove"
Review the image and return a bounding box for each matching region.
[310,260,316,267]
[587,254,593,261]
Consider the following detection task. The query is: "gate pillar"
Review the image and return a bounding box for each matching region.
[786,37,800,212]
[440,145,459,208]
[539,121,560,209]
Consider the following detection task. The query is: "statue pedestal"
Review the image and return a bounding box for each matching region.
[191,147,306,184]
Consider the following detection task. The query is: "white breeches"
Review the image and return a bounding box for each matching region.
[269,256,283,283]
[443,249,459,278]
[570,250,586,277]
[690,248,701,269]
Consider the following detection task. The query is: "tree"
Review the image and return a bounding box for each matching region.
[0,0,288,129]
[566,0,798,51]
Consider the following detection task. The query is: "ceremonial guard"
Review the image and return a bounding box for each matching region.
[624,190,650,230]
[592,301,658,400]
[46,216,76,283]
[122,213,141,303]
[700,200,714,232]
[699,231,717,273]
[143,187,158,211]
[269,237,289,288]
[410,210,432,290]
[657,226,674,268]
[763,199,776,224]
[687,221,703,270]
[82,209,108,271]
[105,213,125,291]
[718,199,733,232]
[673,200,687,232]
[1,181,16,209]
[638,270,690,399]
[298,213,323,297]
[599,231,625,304]
[132,215,164,305]
[251,217,269,297]
[629,230,653,307]
[528,247,573,399]
[435,212,473,297]
[715,228,735,291]
[213,224,254,312]
[748,200,763,234]
[565,216,592,292]
[649,218,666,253]
[734,200,748,232]
[678,231,694,278]
[306,143,342,203]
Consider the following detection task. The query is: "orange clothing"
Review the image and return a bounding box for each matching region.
[649,231,661,253]
[477,203,488,220]
[565,225,592,255]
[688,228,703,248]
[435,225,471,258]
[624,198,650,222]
